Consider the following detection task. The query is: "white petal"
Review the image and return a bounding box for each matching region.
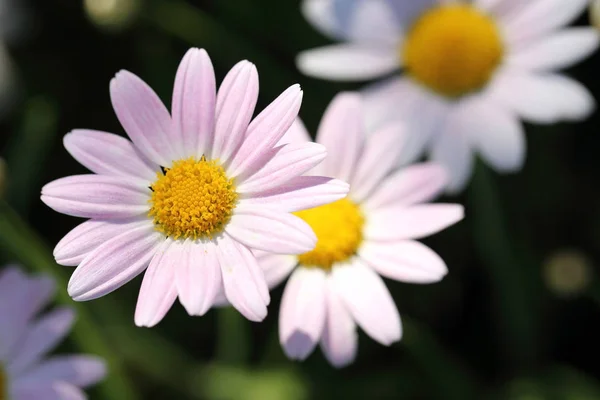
[343,0,403,44]
[110,70,176,166]
[239,176,349,212]
[364,163,448,210]
[237,142,326,194]
[64,129,158,182]
[176,239,222,316]
[504,0,590,46]
[301,0,344,39]
[487,71,596,124]
[68,221,163,301]
[365,204,464,241]
[7,307,75,375]
[351,122,406,202]
[456,98,526,173]
[171,48,216,158]
[319,279,358,368]
[508,28,600,71]
[212,61,259,163]
[278,118,312,146]
[430,108,475,194]
[54,219,146,266]
[316,92,364,182]
[279,267,327,360]
[359,240,448,283]
[217,234,269,322]
[255,251,298,289]
[332,260,402,345]
[134,239,181,327]
[226,205,316,254]
[297,44,398,81]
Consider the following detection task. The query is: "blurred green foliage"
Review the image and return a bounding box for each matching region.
[1,0,600,399]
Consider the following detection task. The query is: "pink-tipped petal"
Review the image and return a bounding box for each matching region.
[19,355,107,387]
[68,222,163,301]
[320,279,358,368]
[351,123,406,202]
[41,175,150,219]
[7,307,75,375]
[364,163,448,210]
[52,383,87,400]
[63,129,158,183]
[110,70,176,166]
[226,205,317,255]
[217,235,269,322]
[172,48,216,158]
[332,260,402,345]
[279,267,327,360]
[212,61,259,163]
[365,204,464,241]
[255,251,298,289]
[54,219,146,266]
[277,118,312,146]
[11,383,85,400]
[237,142,327,194]
[176,239,222,316]
[240,176,349,212]
[316,92,364,182]
[359,240,448,283]
[135,239,181,327]
[227,85,303,179]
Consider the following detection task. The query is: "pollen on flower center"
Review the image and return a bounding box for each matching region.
[149,157,238,239]
[402,4,504,98]
[294,198,364,270]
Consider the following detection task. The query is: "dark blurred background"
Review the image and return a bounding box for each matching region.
[1,0,600,399]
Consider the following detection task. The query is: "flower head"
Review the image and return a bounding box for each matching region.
[259,93,464,367]
[0,266,106,399]
[41,48,349,325]
[298,0,599,192]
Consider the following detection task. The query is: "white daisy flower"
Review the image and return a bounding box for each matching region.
[257,93,464,367]
[298,0,599,192]
[0,266,106,399]
[41,48,349,326]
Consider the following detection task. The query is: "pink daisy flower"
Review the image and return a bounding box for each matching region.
[41,48,349,326]
[0,266,106,399]
[260,93,464,367]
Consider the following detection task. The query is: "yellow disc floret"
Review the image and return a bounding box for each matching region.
[149,156,238,239]
[402,4,504,98]
[294,198,364,270]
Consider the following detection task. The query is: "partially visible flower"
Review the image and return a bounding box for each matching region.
[0,266,106,399]
[257,93,463,367]
[41,48,349,326]
[298,0,599,192]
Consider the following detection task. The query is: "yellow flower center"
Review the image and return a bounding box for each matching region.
[402,4,504,98]
[149,157,238,239]
[294,198,364,270]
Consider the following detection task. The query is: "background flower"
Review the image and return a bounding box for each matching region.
[0,266,106,399]
[298,0,599,192]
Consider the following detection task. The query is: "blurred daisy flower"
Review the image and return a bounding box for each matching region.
[258,93,463,367]
[41,48,349,326]
[298,0,599,192]
[0,266,106,399]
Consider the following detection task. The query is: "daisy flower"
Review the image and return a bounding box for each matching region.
[41,48,349,326]
[298,0,599,192]
[0,266,106,399]
[258,93,464,367]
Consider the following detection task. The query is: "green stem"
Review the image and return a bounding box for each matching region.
[0,201,139,400]
[468,162,538,368]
